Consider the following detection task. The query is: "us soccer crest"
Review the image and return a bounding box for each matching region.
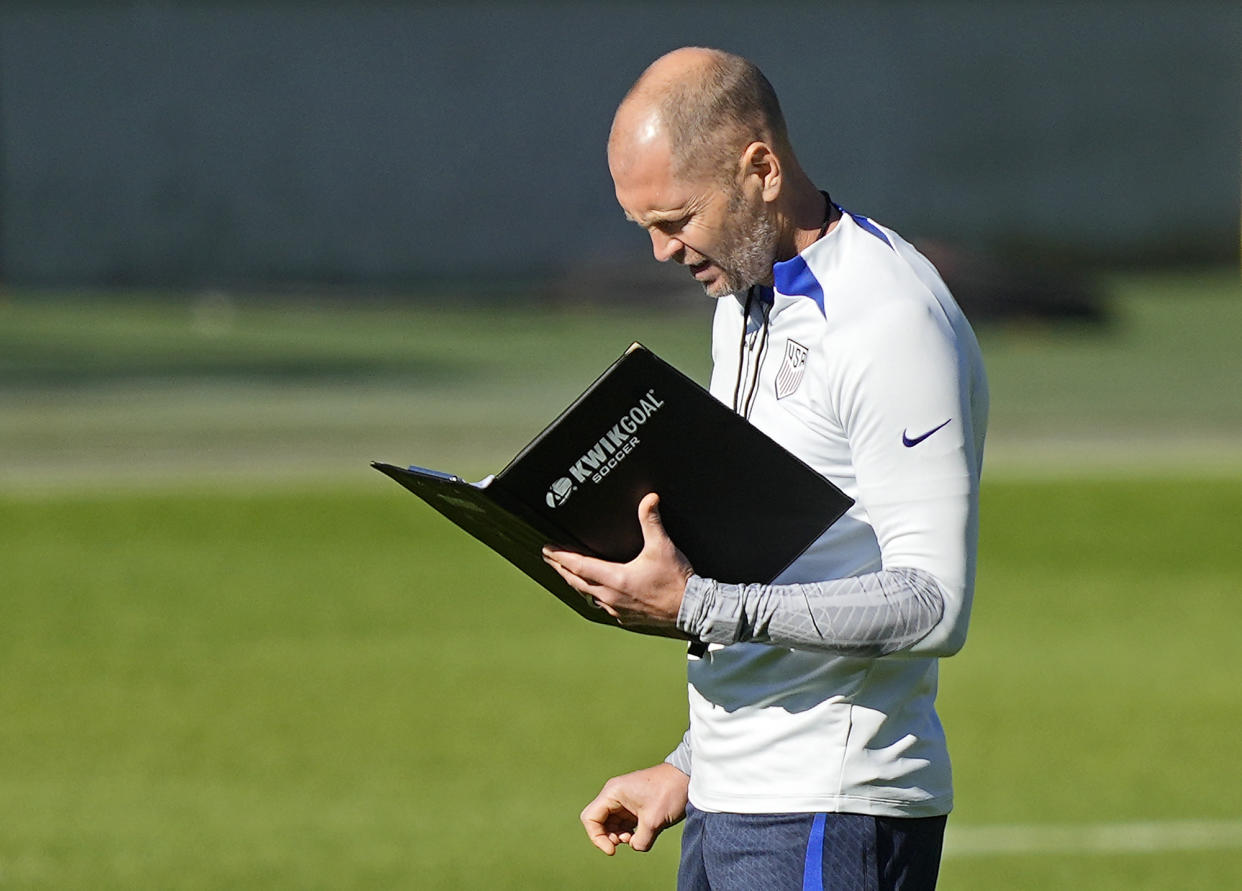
[775,339,809,399]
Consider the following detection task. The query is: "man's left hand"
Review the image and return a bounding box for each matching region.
[543,493,693,632]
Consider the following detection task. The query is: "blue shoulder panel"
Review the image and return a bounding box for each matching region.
[843,207,893,249]
[773,254,826,316]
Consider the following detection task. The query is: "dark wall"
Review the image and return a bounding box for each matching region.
[2,2,1239,289]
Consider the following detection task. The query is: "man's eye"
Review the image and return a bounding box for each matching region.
[656,218,688,234]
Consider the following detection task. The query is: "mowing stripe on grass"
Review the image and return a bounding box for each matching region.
[944,819,1242,857]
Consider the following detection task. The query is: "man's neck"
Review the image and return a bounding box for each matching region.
[776,185,840,261]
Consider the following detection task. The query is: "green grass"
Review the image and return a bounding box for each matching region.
[0,489,689,889]
[2,268,1240,487]
[2,270,1241,887]
[975,269,1242,470]
[2,478,1240,888]
[955,476,1241,823]
[0,295,714,487]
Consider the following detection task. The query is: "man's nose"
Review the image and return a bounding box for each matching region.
[649,229,682,263]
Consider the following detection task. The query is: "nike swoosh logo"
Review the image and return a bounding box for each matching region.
[902,419,952,447]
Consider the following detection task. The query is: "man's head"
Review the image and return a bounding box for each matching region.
[608,47,800,298]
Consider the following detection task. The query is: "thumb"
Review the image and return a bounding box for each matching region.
[638,493,666,545]
[629,815,660,852]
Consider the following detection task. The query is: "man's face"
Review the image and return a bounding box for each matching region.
[610,137,779,298]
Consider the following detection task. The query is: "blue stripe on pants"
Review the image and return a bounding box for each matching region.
[802,813,827,890]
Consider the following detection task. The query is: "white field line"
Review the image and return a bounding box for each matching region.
[944,819,1242,857]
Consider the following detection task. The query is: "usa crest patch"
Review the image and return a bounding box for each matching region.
[775,339,809,400]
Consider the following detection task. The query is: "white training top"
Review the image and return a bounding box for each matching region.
[672,207,988,818]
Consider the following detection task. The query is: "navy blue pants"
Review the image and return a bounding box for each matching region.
[677,805,947,891]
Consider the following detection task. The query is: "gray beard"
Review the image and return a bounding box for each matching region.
[711,209,780,297]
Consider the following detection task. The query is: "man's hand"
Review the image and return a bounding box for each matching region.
[580,762,690,855]
[543,493,694,632]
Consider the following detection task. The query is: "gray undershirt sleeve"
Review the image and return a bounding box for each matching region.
[664,728,692,776]
[677,567,946,656]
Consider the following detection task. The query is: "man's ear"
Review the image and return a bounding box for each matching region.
[738,141,782,201]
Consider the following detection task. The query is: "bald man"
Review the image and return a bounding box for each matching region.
[544,47,987,890]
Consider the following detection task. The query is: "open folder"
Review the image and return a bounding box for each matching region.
[373,343,853,636]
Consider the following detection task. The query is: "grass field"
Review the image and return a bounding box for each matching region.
[2,270,1240,888]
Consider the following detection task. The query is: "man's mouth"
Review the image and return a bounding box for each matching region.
[689,261,712,280]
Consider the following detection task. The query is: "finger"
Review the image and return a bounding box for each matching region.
[543,553,582,587]
[587,828,617,856]
[543,545,589,572]
[581,817,618,855]
[543,560,623,616]
[543,554,596,595]
[543,547,621,588]
[581,799,627,856]
[544,554,624,607]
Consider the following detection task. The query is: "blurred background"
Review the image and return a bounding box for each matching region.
[2,2,1240,889]
[2,1,1238,291]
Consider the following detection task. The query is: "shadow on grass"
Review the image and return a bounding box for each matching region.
[0,345,471,388]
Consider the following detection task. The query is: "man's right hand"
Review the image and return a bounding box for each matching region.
[580,762,690,855]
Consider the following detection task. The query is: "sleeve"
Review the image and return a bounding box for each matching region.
[664,728,692,776]
[680,295,982,658]
[676,567,945,656]
[838,296,981,656]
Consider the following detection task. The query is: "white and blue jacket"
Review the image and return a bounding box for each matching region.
[669,208,989,818]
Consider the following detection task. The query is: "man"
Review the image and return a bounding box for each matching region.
[543,46,987,890]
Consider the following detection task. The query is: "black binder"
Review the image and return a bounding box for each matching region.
[373,344,853,636]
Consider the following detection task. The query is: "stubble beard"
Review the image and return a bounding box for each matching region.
[701,192,781,299]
